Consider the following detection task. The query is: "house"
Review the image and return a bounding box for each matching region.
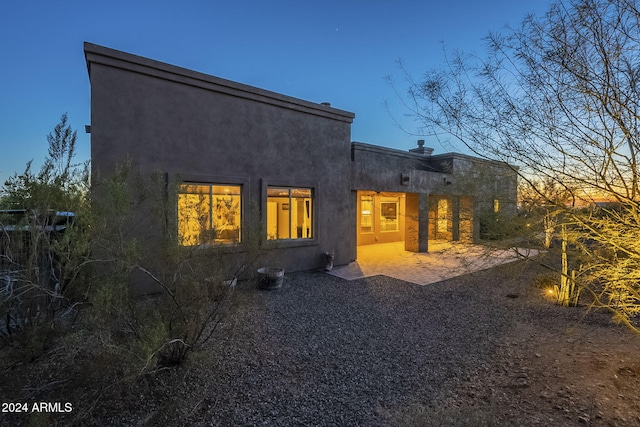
[84,42,517,287]
[350,141,517,251]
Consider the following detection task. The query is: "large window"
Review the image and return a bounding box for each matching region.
[437,198,448,233]
[379,197,399,232]
[177,183,241,246]
[267,187,313,240]
[360,195,374,233]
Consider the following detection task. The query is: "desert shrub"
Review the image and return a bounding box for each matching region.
[85,165,264,374]
[478,210,529,242]
[0,114,90,349]
[533,272,560,290]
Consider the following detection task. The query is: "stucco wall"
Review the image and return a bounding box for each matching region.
[351,143,516,211]
[350,142,518,247]
[86,43,355,278]
[350,142,451,193]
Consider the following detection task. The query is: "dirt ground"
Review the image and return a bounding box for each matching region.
[433,298,640,426]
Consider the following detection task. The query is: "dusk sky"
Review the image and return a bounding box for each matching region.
[0,0,551,186]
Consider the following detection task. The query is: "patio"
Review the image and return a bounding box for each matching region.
[328,241,537,285]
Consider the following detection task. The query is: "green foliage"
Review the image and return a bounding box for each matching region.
[571,203,640,329]
[0,114,90,347]
[479,211,526,241]
[2,113,88,211]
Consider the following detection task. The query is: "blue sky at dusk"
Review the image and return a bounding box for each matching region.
[0,0,550,186]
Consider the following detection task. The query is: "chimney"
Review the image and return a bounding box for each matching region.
[409,139,434,156]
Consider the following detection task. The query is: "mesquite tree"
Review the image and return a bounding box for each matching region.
[401,0,640,329]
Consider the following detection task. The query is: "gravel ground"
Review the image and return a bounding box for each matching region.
[175,261,537,426]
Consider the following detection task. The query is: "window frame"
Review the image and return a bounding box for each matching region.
[379,196,400,233]
[360,195,374,234]
[262,180,318,248]
[174,174,249,249]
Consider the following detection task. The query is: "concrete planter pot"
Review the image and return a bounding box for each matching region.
[257,267,284,290]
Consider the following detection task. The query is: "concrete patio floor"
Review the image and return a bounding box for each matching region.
[327,241,537,285]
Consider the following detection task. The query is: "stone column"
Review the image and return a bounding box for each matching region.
[405,192,429,252]
[452,196,460,241]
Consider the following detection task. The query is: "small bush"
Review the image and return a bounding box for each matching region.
[533,272,560,290]
[479,211,528,242]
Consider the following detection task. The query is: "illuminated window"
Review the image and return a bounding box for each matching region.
[380,197,399,232]
[493,198,500,213]
[361,195,374,233]
[437,198,448,233]
[177,183,241,246]
[267,187,313,240]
